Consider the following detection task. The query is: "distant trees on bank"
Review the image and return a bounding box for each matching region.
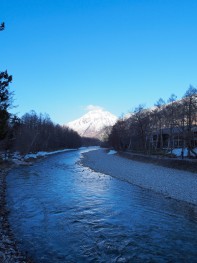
[10,111,81,153]
[108,86,197,158]
[1,111,82,154]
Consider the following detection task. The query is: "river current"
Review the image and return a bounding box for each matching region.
[6,148,197,262]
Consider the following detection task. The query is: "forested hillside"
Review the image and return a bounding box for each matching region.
[108,86,197,158]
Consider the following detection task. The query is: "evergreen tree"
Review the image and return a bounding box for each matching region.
[0,22,13,141]
[0,22,5,31]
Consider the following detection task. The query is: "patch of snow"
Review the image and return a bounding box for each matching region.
[171,148,188,157]
[171,148,197,157]
[23,149,76,160]
[1,148,77,163]
[108,150,117,155]
[190,148,197,157]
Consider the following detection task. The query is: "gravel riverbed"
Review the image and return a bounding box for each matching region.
[81,149,197,206]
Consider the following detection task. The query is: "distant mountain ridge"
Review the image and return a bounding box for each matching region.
[67,107,117,139]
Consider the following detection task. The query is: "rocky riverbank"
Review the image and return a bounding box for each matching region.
[0,164,33,263]
[81,149,197,206]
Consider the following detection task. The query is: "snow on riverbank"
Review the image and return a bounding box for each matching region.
[81,148,197,206]
[171,147,197,157]
[107,150,117,155]
[0,148,77,165]
[23,148,76,160]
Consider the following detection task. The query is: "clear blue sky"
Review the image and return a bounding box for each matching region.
[1,0,197,124]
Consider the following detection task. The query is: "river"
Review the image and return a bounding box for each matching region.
[6,148,197,262]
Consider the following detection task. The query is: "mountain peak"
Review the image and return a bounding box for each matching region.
[67,107,117,138]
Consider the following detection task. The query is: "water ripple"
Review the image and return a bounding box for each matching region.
[6,149,197,263]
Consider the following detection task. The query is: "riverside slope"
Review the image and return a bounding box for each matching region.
[81,149,197,206]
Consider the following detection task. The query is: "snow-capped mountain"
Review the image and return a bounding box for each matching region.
[67,106,117,139]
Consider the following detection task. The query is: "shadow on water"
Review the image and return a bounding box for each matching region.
[6,148,197,263]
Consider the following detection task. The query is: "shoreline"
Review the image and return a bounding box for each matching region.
[0,148,78,262]
[81,148,197,206]
[0,164,33,263]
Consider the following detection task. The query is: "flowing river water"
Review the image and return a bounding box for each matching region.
[6,148,197,262]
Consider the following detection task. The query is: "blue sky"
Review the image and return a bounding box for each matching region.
[1,0,197,124]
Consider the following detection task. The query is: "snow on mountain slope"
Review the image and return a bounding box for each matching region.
[67,106,117,138]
